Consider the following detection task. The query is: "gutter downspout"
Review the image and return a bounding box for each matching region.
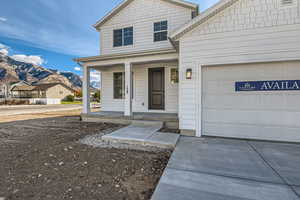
[168,37,179,52]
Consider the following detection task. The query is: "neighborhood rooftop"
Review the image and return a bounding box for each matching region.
[33,83,76,92]
[11,83,74,91]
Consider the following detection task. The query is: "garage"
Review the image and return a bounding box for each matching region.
[202,61,300,142]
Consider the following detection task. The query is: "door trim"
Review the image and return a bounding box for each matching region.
[148,67,165,110]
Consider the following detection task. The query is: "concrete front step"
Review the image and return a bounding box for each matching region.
[131,120,164,127]
[102,124,180,150]
[81,112,179,129]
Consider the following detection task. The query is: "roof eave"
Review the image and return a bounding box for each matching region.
[93,0,133,30]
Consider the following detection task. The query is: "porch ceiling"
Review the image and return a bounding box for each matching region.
[74,48,179,68]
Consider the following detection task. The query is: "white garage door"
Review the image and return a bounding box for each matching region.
[202,61,300,142]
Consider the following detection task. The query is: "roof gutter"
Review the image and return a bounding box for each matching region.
[168,37,179,51]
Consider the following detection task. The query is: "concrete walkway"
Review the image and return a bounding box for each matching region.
[152,137,300,200]
[102,122,180,149]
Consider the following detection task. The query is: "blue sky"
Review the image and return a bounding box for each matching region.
[0,0,220,76]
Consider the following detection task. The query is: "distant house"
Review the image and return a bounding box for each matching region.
[11,85,36,98]
[0,81,31,98]
[10,81,31,88]
[10,83,75,104]
[32,83,75,100]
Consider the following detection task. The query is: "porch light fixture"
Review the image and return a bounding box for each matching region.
[186,68,192,79]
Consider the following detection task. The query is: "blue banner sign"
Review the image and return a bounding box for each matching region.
[235,80,300,92]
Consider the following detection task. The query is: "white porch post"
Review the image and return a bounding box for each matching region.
[124,62,133,116]
[196,64,202,137]
[82,66,91,114]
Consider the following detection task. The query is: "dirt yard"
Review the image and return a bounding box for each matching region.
[0,116,170,200]
[0,107,86,123]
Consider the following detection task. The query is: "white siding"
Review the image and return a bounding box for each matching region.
[101,66,125,112]
[178,0,300,131]
[100,0,194,55]
[101,62,179,113]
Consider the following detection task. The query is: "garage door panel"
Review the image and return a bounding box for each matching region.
[202,61,300,142]
[203,109,297,126]
[203,81,235,93]
[204,94,300,111]
[203,63,300,80]
[203,122,300,142]
[203,122,264,139]
[203,66,265,80]
[204,94,262,109]
[285,94,300,109]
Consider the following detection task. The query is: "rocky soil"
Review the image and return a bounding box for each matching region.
[0,116,170,200]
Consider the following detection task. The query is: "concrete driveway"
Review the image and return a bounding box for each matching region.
[152,137,300,200]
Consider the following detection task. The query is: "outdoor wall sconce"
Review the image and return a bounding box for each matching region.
[186,68,192,79]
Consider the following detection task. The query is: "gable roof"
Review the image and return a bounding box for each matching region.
[11,85,35,91]
[33,83,76,92]
[93,0,198,29]
[170,0,239,40]
[10,80,31,87]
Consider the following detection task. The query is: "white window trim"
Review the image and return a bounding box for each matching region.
[154,21,168,42]
[113,27,133,48]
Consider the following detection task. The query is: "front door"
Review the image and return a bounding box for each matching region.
[149,67,165,110]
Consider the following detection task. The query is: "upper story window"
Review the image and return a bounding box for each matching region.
[113,27,133,47]
[154,21,168,42]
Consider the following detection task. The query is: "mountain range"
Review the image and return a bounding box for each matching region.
[0,52,82,90]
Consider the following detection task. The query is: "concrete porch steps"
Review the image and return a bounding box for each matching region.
[102,122,180,150]
[81,112,179,129]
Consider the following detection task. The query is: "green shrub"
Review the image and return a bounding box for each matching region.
[64,95,74,102]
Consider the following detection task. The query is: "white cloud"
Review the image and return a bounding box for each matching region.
[0,43,9,56]
[74,67,81,71]
[0,17,7,22]
[0,49,8,56]
[11,54,44,65]
[0,43,7,49]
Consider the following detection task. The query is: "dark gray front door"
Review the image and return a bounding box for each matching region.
[149,67,165,110]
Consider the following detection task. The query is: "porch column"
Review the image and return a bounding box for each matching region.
[82,66,91,114]
[124,62,132,116]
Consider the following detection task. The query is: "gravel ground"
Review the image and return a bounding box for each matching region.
[0,116,171,200]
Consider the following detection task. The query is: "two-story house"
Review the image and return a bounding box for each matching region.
[75,0,300,143]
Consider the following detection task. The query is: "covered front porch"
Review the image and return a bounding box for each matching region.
[76,48,179,126]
